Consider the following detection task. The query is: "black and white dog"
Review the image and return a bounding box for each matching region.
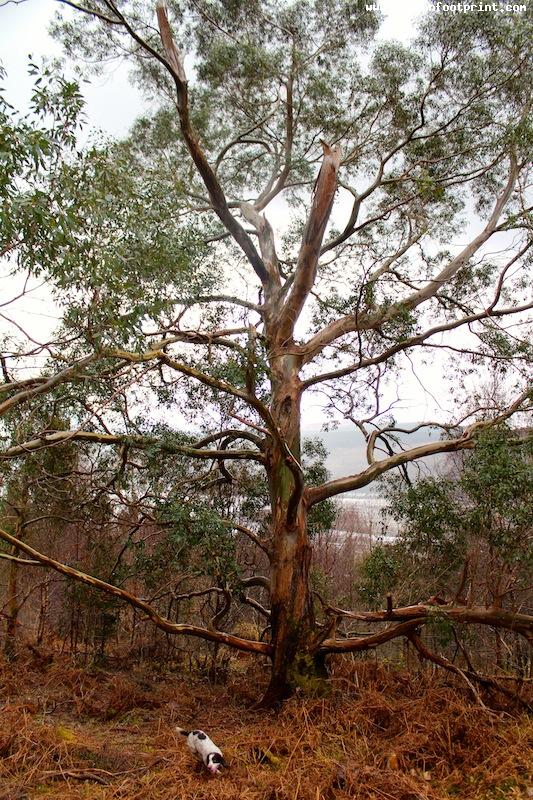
[176,727,227,775]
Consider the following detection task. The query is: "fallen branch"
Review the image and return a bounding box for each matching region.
[42,768,112,785]
[0,552,41,566]
[409,632,489,709]
[322,600,533,643]
[318,619,421,654]
[409,632,532,712]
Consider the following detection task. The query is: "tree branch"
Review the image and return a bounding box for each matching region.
[321,601,533,641]
[0,429,265,463]
[0,526,271,655]
[305,390,531,505]
[0,552,41,566]
[301,156,520,360]
[255,72,294,211]
[318,619,421,654]
[242,595,271,619]
[302,295,533,385]
[154,1,269,284]
[276,141,342,341]
[222,520,271,558]
[401,156,519,312]
[408,631,532,711]
[0,354,98,418]
[56,0,122,24]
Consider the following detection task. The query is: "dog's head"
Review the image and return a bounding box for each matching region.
[206,752,227,775]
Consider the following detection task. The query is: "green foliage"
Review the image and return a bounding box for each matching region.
[460,427,533,564]
[393,426,532,567]
[52,140,213,349]
[10,2,530,394]
[1,64,212,353]
[426,607,455,647]
[1,62,84,272]
[388,475,465,565]
[357,544,402,610]
[302,438,336,538]
[155,501,241,585]
[360,426,533,605]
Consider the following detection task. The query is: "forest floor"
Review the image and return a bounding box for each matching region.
[0,649,531,800]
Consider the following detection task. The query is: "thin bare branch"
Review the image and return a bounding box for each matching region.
[0,525,272,655]
[305,390,531,505]
[0,552,41,566]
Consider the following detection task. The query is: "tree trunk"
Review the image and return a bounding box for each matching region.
[258,354,320,706]
[4,549,19,659]
[260,504,314,706]
[37,581,50,646]
[3,480,28,659]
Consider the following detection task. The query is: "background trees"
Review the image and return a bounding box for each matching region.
[350,426,532,706]
[1,0,532,705]
[382,426,532,608]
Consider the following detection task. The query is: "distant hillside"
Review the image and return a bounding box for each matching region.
[302,421,451,495]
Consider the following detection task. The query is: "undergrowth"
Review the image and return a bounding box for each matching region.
[0,652,531,799]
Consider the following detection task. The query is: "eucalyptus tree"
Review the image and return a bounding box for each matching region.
[1,0,532,704]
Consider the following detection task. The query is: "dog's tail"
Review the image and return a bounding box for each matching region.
[176,726,190,737]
